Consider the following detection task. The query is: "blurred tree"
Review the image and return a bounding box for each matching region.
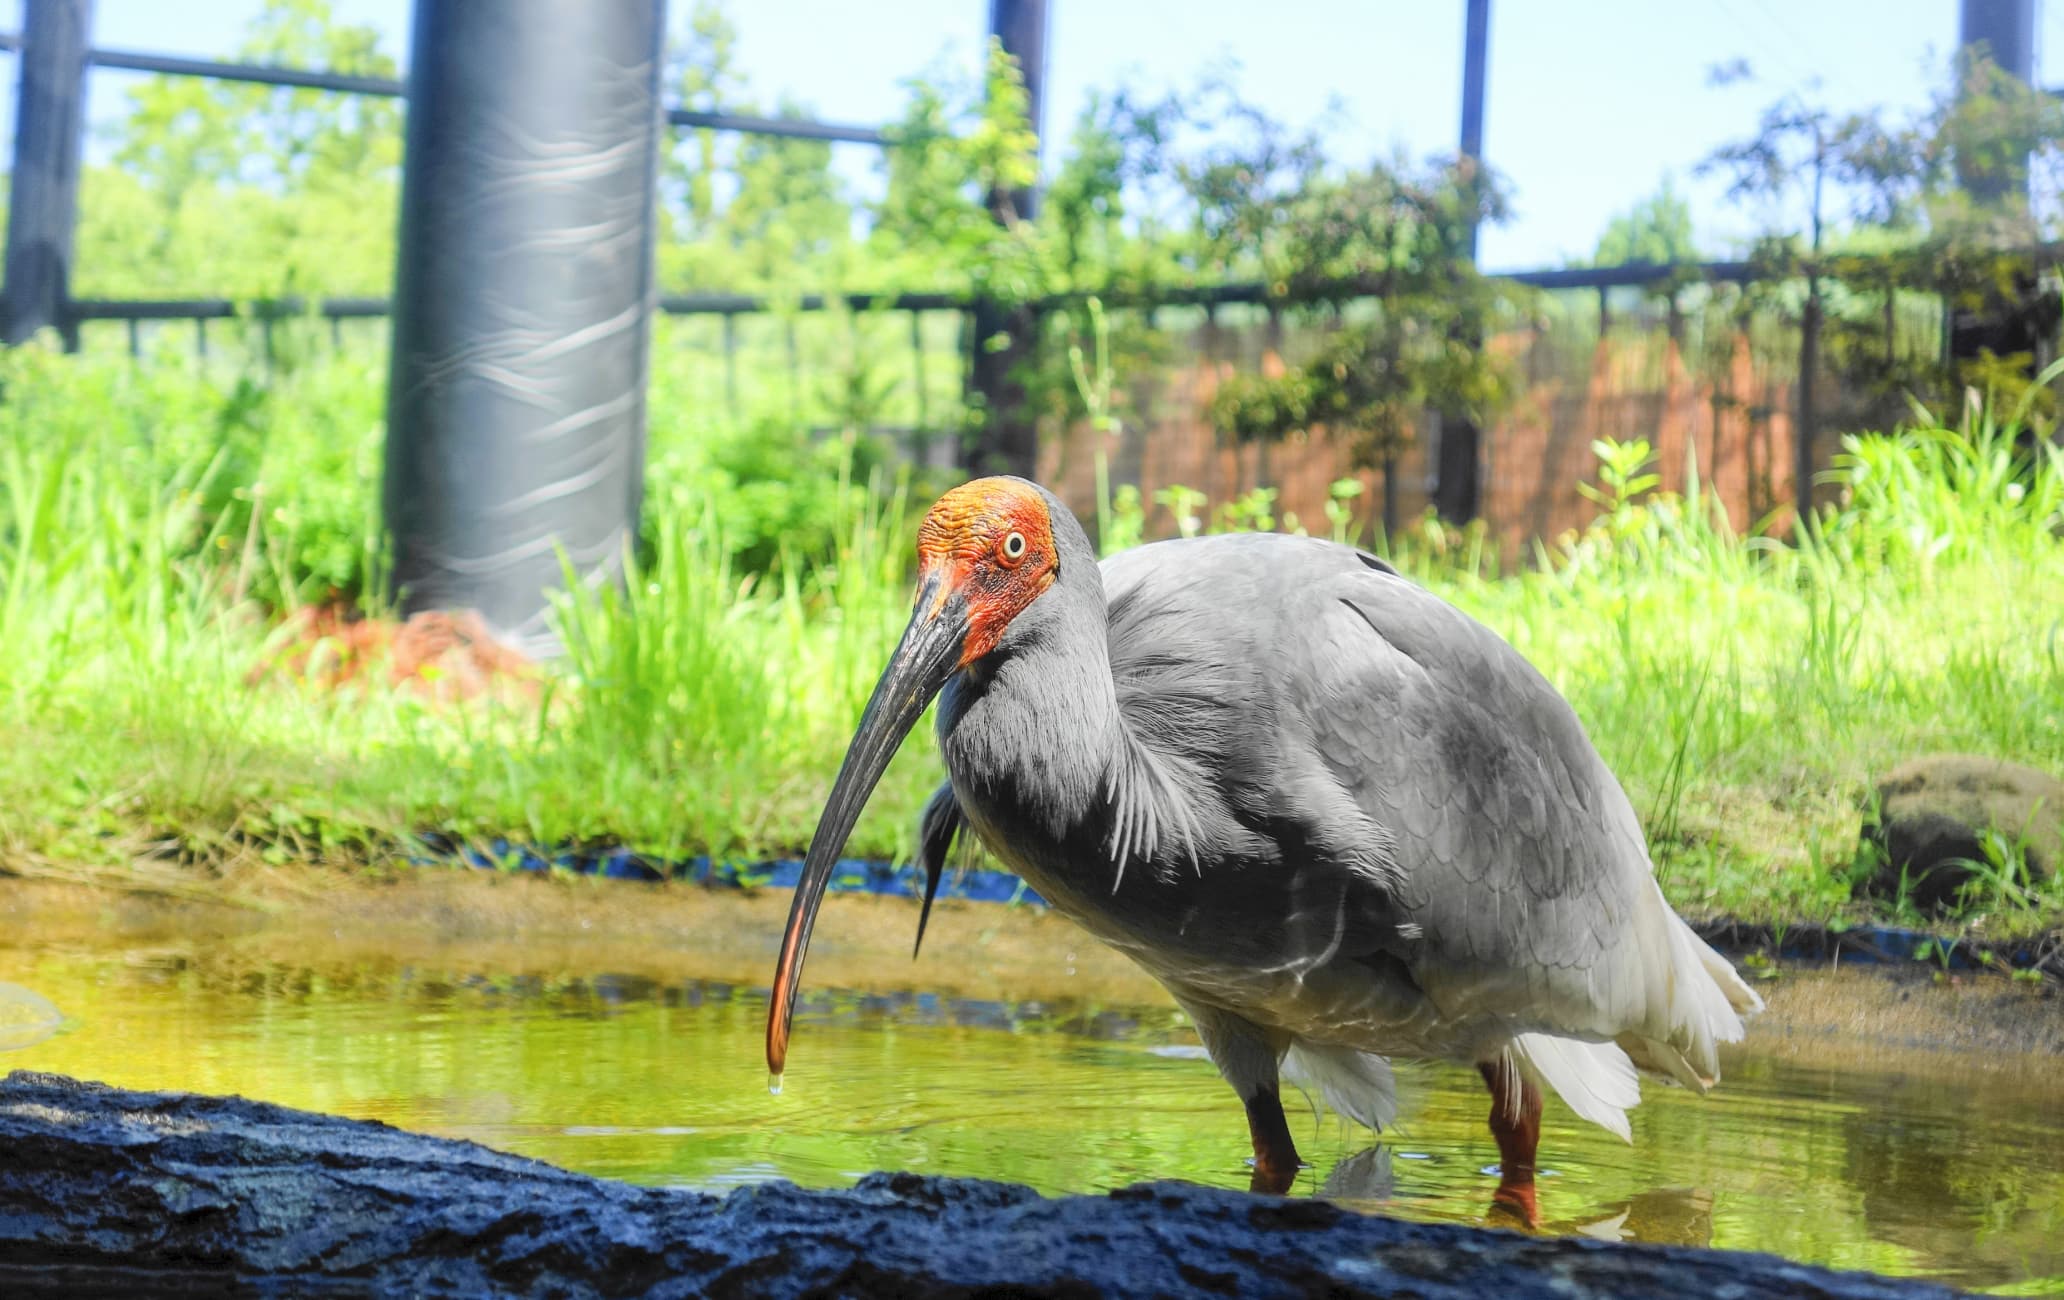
[866,42,1046,299]
[78,0,401,297]
[1703,51,2064,429]
[1590,178,1701,266]
[655,1,854,294]
[663,0,749,243]
[1205,149,1517,490]
[716,120,852,289]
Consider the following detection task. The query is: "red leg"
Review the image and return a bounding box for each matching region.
[1476,1058,1543,1228]
[1243,1086,1302,1195]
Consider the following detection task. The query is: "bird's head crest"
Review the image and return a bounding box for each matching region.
[916,476,1059,666]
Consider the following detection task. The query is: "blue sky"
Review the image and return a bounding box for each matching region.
[12,0,2061,270]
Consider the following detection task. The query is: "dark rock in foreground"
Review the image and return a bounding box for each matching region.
[1860,754,2062,911]
[0,1071,1948,1299]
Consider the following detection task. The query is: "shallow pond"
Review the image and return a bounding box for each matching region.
[1,893,2059,1296]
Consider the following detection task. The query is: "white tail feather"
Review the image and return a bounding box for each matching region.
[1503,887,1763,1136]
[1508,1033,1639,1142]
[1282,1042,1398,1133]
[1619,1034,1710,1091]
[1683,909,1765,1023]
[1629,887,1765,1088]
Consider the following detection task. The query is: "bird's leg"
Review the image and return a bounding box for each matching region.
[1243,1085,1302,1195]
[1178,1000,1302,1194]
[1476,1057,1543,1228]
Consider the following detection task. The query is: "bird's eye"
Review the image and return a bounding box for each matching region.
[1000,531,1028,563]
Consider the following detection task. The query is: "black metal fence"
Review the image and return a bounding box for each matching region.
[1,2,2049,528]
[0,5,900,351]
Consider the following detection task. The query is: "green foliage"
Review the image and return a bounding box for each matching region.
[1590,178,1701,266]
[1199,154,1519,469]
[663,0,750,238]
[644,415,910,577]
[61,0,1526,481]
[1209,368,1313,443]
[0,347,936,871]
[1815,359,2064,572]
[862,40,1067,304]
[1702,51,2064,423]
[78,0,401,297]
[1,346,2060,940]
[7,0,2062,951]
[0,342,386,608]
[1154,484,1207,538]
[1576,436,1664,518]
[653,2,861,295]
[1321,478,1365,545]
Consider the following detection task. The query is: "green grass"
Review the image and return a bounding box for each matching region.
[1434,413,2064,932]
[1,341,2060,941]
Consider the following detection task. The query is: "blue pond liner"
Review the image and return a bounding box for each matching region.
[1687,918,2057,978]
[406,834,2055,977]
[410,834,1045,907]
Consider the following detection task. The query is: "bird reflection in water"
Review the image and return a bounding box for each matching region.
[0,981,62,1052]
[1318,1142,1714,1244]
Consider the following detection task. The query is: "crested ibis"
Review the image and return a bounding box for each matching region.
[767,476,1761,1221]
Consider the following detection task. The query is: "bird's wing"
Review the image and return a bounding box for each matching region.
[1100,535,1751,1076]
[1297,551,1751,1069]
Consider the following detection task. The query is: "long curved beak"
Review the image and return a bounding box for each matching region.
[767,570,967,1080]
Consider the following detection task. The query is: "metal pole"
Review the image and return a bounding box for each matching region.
[1458,0,1489,252]
[911,310,929,432]
[2,0,94,347]
[1958,0,2035,77]
[986,0,1048,222]
[1957,0,2035,204]
[965,0,1049,480]
[1949,0,2041,376]
[1433,0,1490,523]
[1797,285,1821,528]
[384,0,666,656]
[722,312,739,419]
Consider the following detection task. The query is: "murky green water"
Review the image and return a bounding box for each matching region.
[2,933,2059,1296]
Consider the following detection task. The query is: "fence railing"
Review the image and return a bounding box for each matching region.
[0,11,899,352]
[0,30,892,136]
[69,262,1766,337]
[6,10,2056,531]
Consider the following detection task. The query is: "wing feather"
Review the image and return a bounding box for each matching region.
[1095,535,1757,1093]
[1309,560,1757,1068]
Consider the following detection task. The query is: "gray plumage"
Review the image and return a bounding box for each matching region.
[770,476,1760,1203]
[922,485,1759,1140]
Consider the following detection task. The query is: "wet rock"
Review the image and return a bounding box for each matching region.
[0,1071,1949,1298]
[1857,755,2064,912]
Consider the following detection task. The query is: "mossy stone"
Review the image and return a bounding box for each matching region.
[1857,754,2063,913]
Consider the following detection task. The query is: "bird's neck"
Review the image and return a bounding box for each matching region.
[935,574,1132,853]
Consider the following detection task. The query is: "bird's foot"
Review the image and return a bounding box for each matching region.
[1477,1057,1545,1229]
[1245,1153,1306,1195]
[1242,1086,1303,1195]
[1487,1176,1541,1230]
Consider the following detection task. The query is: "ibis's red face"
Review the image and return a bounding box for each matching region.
[767,478,1059,1082]
[916,477,1060,667]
